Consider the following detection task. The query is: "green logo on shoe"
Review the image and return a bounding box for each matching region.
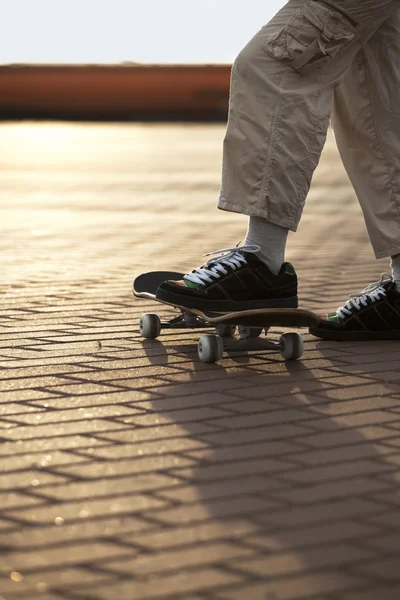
[326,313,342,324]
[284,263,296,276]
[183,279,204,291]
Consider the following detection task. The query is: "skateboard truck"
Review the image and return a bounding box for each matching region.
[133,271,318,364]
[139,310,303,364]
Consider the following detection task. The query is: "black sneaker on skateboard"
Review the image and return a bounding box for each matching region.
[310,274,400,341]
[156,245,298,312]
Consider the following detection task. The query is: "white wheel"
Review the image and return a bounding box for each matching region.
[198,335,224,363]
[215,324,236,337]
[139,314,161,339]
[279,332,304,360]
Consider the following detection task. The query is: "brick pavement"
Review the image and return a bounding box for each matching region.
[1,122,400,599]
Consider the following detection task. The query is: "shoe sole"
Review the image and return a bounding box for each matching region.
[156,287,298,312]
[309,326,400,341]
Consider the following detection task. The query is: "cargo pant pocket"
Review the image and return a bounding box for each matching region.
[264,0,357,74]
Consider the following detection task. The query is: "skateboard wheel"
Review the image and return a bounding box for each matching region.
[198,335,224,363]
[279,332,304,360]
[215,324,236,337]
[139,314,161,339]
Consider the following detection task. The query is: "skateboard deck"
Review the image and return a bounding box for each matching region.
[133,271,185,299]
[132,270,319,328]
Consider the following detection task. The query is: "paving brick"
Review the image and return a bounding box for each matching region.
[0,518,20,533]
[268,476,393,505]
[242,520,384,552]
[340,587,400,600]
[381,419,400,431]
[205,408,320,430]
[279,458,396,484]
[0,492,47,511]
[61,364,187,382]
[0,448,108,473]
[379,437,400,449]
[0,541,131,573]
[369,489,400,507]
[256,498,382,528]
[169,455,295,482]
[303,411,399,431]
[311,384,400,400]
[327,362,400,376]
[147,495,276,525]
[72,436,208,462]
[115,406,234,426]
[4,493,166,525]
[0,569,115,598]
[229,543,375,578]
[0,470,70,491]
[351,555,400,581]
[293,427,399,449]
[42,379,166,394]
[288,441,393,467]
[147,379,254,398]
[0,435,108,457]
[0,516,155,550]
[33,472,180,501]
[53,454,196,480]
[0,375,88,392]
[1,419,132,441]
[0,404,47,417]
[305,397,400,418]
[130,391,254,411]
[155,475,286,503]
[357,532,400,553]
[215,570,365,599]
[1,122,399,600]
[183,439,302,463]
[27,390,162,410]
[0,390,59,403]
[83,423,220,446]
[101,541,255,576]
[72,567,244,600]
[1,405,136,426]
[195,423,314,446]
[359,509,400,529]
[119,520,258,551]
[5,592,68,600]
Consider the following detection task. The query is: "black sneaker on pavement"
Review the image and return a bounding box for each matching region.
[309,274,400,341]
[156,245,298,312]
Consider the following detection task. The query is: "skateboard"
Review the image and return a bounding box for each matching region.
[133,271,319,364]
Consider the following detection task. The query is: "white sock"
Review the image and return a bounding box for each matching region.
[244,216,289,275]
[391,254,400,292]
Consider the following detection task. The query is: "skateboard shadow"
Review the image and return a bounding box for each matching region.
[146,335,400,598]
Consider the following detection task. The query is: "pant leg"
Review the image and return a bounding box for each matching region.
[218,0,399,232]
[332,11,400,259]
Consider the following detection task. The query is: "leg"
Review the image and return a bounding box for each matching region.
[219,0,399,232]
[333,11,400,259]
[158,0,400,319]
[310,9,400,340]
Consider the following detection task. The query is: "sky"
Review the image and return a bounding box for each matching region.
[3,0,285,64]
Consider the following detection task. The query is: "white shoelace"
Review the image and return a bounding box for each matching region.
[336,273,392,319]
[184,244,261,286]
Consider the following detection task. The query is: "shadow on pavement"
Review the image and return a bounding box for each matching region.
[145,334,400,599]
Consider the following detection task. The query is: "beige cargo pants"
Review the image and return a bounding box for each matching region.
[218,0,400,259]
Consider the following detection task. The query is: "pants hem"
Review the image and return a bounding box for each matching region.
[374,244,400,260]
[217,197,298,232]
